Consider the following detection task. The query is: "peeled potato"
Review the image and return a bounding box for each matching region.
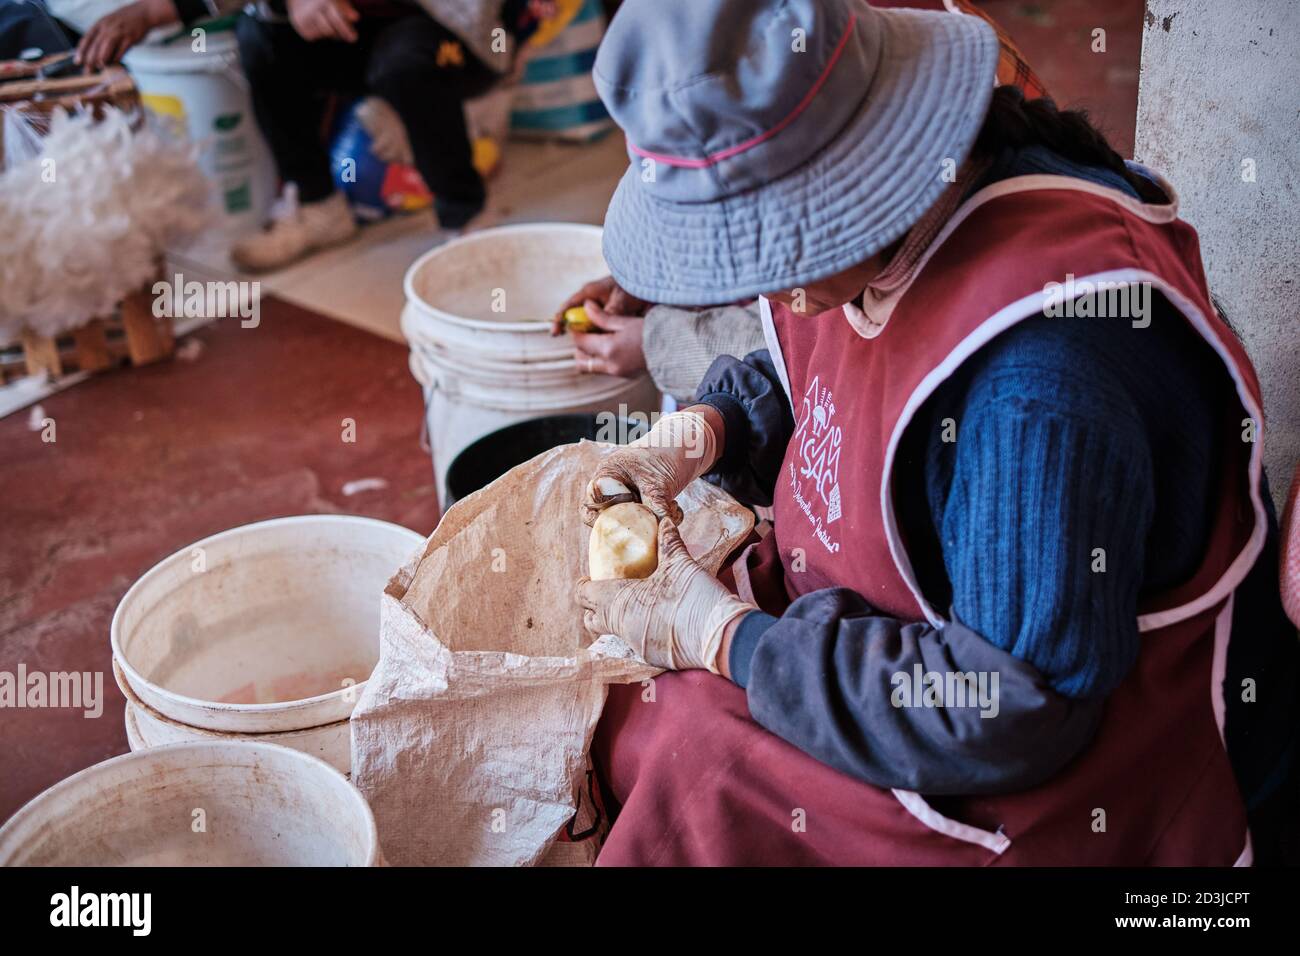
[563,306,594,332]
[589,502,659,580]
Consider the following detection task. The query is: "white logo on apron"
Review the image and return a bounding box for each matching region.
[789,375,842,553]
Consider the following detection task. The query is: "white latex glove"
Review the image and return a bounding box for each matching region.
[583,410,718,526]
[355,96,414,166]
[576,517,755,673]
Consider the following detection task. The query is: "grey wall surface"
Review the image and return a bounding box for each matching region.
[1135,0,1299,510]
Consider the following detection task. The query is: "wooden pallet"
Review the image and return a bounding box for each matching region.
[0,288,174,385]
[0,62,138,129]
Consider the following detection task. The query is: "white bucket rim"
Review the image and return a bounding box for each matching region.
[122,31,240,73]
[123,698,147,750]
[0,741,379,867]
[402,222,604,334]
[114,660,352,741]
[110,514,423,722]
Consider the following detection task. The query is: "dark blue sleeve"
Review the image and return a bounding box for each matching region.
[729,590,1105,794]
[693,349,794,508]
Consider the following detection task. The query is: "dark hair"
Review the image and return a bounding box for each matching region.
[973,85,1166,205]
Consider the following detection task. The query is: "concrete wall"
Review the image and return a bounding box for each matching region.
[1135,0,1299,510]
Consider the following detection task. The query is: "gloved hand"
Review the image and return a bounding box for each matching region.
[576,517,755,673]
[583,409,720,526]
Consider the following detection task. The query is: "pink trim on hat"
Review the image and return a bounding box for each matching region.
[629,11,859,170]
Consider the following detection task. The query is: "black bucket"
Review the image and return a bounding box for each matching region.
[443,414,649,508]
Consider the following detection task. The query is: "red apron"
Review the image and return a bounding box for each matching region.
[593,175,1267,865]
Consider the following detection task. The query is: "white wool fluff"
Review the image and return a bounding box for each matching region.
[0,107,212,341]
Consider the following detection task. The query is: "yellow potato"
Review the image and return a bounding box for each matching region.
[589,502,659,580]
[563,306,594,332]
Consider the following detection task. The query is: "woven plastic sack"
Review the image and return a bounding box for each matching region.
[351,440,753,866]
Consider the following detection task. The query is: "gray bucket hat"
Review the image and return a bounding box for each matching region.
[594,0,999,306]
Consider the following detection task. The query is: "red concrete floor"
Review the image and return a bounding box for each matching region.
[0,0,1145,825]
[0,299,440,823]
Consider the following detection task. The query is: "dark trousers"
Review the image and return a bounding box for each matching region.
[234,13,499,227]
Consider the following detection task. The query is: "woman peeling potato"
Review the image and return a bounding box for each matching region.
[569,0,1298,866]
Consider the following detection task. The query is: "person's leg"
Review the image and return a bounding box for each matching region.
[364,16,500,228]
[231,15,373,270]
[234,14,367,202]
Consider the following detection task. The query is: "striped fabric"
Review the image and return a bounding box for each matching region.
[510,0,614,142]
[945,0,1051,99]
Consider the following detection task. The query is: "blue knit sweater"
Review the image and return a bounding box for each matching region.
[903,298,1219,697]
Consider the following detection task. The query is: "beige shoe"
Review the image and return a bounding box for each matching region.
[231,187,358,272]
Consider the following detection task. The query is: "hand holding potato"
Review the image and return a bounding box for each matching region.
[552,276,649,336]
[582,409,722,527]
[577,517,755,672]
[569,302,647,378]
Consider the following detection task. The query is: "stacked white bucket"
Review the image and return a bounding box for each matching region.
[0,742,380,866]
[402,223,660,503]
[0,515,413,865]
[109,515,424,774]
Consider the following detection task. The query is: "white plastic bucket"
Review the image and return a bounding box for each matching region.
[0,742,379,866]
[111,515,424,734]
[123,28,277,236]
[116,661,352,773]
[402,223,660,503]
